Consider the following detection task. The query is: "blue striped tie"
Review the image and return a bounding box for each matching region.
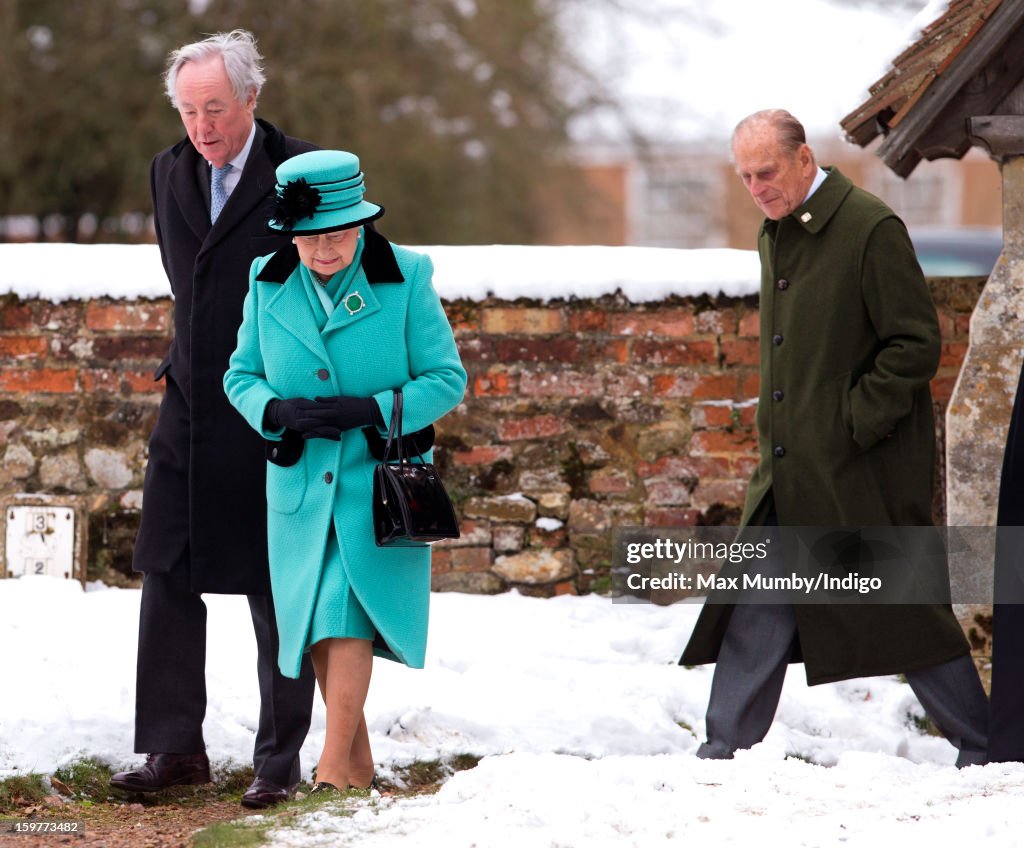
[210,163,232,223]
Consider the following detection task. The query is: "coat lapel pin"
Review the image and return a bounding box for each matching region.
[343,291,366,316]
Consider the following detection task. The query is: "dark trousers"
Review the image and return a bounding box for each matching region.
[698,516,989,767]
[989,603,1024,761]
[135,550,316,785]
[133,372,315,785]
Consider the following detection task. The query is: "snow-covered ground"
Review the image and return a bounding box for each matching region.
[2,575,1022,846]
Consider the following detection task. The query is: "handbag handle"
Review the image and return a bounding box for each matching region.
[382,389,404,465]
[380,388,428,467]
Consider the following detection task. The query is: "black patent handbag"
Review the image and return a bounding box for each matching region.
[372,389,460,547]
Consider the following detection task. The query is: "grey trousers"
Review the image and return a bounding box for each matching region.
[697,520,989,767]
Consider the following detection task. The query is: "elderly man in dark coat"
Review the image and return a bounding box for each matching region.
[679,109,989,767]
[109,31,317,808]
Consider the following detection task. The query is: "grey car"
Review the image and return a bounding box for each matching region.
[910,227,1002,276]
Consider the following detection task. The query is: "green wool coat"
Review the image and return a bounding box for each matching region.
[224,231,466,678]
[680,168,969,685]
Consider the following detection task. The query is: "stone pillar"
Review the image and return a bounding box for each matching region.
[946,116,1024,608]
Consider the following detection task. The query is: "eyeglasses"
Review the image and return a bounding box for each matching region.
[295,230,355,246]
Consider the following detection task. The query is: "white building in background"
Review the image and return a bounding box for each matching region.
[544,140,1000,251]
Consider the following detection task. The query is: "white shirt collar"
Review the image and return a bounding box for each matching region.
[211,122,256,197]
[803,167,829,204]
[228,122,256,172]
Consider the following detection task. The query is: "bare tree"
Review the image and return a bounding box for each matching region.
[3,0,627,244]
[1,0,188,241]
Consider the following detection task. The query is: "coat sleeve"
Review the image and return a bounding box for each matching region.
[371,252,467,433]
[223,258,286,440]
[848,216,940,450]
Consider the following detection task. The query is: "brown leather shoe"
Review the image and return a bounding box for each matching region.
[241,776,297,809]
[109,753,211,792]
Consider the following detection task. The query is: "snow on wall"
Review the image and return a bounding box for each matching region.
[0,243,760,304]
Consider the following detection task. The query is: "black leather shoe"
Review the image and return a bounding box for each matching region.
[309,781,341,797]
[240,776,297,809]
[955,749,988,769]
[109,753,211,792]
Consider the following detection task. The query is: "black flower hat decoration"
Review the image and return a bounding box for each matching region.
[267,150,384,234]
[272,178,322,229]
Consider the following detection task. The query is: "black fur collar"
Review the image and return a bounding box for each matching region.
[255,225,405,284]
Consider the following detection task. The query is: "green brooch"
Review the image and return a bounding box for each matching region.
[344,291,365,316]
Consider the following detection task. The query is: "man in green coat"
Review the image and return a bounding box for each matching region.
[679,109,988,766]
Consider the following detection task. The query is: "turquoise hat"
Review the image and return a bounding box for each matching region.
[268,150,384,234]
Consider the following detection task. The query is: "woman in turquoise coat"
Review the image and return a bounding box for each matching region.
[224,150,466,794]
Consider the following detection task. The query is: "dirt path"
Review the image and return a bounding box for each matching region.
[0,798,249,848]
[0,759,457,847]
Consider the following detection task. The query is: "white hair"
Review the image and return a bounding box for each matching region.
[163,29,266,108]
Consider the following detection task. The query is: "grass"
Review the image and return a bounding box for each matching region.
[0,754,483,846]
[194,817,275,847]
[448,753,483,773]
[192,754,483,848]
[0,774,50,815]
[393,759,446,788]
[194,786,371,847]
[0,760,263,816]
[51,758,117,803]
[587,572,614,595]
[388,753,482,790]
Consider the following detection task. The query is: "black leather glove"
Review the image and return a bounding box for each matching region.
[264,397,326,435]
[303,396,384,440]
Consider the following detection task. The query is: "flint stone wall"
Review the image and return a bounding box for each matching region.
[0,278,982,598]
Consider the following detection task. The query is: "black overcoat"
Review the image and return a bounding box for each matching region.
[990,358,1024,761]
[680,168,969,685]
[132,119,316,594]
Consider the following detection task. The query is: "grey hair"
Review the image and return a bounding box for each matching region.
[163,29,266,108]
[732,109,813,160]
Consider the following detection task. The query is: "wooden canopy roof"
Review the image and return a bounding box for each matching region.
[840,0,1024,176]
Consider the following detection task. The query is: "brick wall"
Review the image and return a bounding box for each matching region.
[0,278,983,592]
